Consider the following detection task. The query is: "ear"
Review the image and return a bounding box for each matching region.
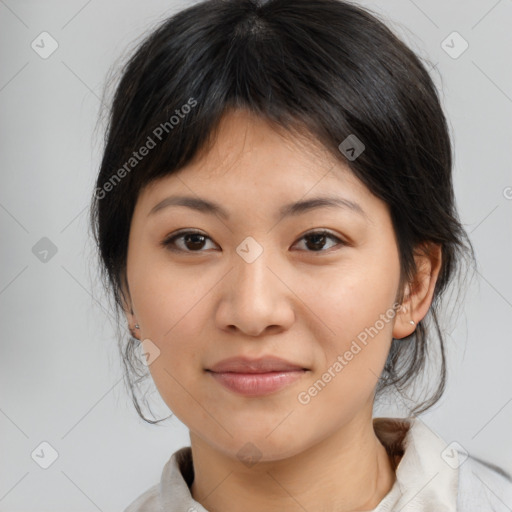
[120,272,140,340]
[392,243,442,340]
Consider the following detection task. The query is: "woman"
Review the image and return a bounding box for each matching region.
[89,0,512,510]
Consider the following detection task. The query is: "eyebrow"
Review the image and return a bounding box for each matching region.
[148,195,367,221]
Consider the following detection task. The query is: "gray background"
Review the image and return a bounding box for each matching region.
[1,0,511,510]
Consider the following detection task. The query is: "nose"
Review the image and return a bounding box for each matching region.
[215,244,295,337]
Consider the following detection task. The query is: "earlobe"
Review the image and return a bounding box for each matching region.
[392,243,442,340]
[119,278,141,340]
[126,303,141,340]
[129,322,141,340]
[125,307,140,340]
[392,303,416,340]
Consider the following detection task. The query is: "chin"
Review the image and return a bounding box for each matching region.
[208,429,310,465]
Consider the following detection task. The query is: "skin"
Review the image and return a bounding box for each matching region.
[122,108,442,512]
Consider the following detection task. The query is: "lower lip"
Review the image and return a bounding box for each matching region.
[208,370,306,397]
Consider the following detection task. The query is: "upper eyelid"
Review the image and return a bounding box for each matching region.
[165,228,342,241]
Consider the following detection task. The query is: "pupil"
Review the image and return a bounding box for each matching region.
[307,234,325,251]
[186,234,205,249]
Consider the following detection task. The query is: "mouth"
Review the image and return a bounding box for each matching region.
[207,370,307,397]
[206,356,308,397]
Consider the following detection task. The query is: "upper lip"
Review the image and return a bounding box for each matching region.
[207,356,307,373]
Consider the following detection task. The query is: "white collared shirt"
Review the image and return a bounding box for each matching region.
[124,417,512,511]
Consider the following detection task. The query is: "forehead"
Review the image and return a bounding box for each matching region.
[139,108,373,206]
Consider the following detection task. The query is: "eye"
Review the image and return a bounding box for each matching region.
[161,230,218,253]
[292,230,346,253]
[161,229,345,254]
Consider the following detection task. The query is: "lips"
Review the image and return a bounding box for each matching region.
[206,356,308,397]
[207,356,307,373]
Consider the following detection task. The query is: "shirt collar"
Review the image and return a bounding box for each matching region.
[371,416,459,511]
[159,416,459,511]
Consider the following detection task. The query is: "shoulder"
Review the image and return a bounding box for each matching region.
[122,446,195,512]
[123,483,161,512]
[457,453,512,512]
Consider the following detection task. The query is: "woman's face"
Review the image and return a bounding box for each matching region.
[124,108,407,461]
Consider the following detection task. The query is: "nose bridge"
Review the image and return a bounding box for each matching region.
[233,235,275,307]
[217,235,294,335]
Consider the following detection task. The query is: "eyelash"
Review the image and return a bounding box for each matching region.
[161,229,346,254]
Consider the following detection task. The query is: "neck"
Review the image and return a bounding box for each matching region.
[189,414,396,512]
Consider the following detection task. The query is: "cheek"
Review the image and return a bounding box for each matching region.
[291,281,397,433]
[298,252,400,386]
[128,263,213,412]
[129,253,210,340]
